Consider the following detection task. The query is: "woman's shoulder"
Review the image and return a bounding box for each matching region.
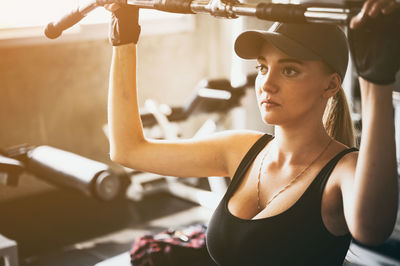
[333,141,359,167]
[215,129,268,178]
[328,140,359,187]
[214,129,266,139]
[328,140,358,171]
[213,129,268,151]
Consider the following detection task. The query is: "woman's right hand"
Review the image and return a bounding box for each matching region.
[105,4,141,46]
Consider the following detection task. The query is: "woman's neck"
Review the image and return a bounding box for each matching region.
[270,121,332,167]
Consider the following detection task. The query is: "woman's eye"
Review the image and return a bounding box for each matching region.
[256,65,268,75]
[283,67,299,76]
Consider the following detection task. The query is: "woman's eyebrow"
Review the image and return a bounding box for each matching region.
[278,58,304,65]
[257,56,304,65]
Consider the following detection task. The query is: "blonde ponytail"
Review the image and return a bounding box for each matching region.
[323,86,355,147]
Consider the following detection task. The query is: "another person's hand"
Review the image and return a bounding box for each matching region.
[348,0,400,85]
[104,3,141,46]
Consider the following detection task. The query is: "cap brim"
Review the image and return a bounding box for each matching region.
[234,30,321,61]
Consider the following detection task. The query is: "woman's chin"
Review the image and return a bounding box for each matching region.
[261,116,282,126]
[259,112,283,124]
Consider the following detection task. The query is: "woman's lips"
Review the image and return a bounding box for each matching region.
[261,99,280,108]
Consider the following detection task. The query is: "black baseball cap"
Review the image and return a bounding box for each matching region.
[234,22,349,81]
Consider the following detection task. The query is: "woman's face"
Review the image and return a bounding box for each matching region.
[255,42,336,127]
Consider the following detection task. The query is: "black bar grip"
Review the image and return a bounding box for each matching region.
[256,3,307,23]
[154,0,194,14]
[44,8,85,39]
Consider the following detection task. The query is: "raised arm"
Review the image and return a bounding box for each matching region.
[340,0,400,245]
[340,79,398,245]
[106,5,262,178]
[108,43,143,161]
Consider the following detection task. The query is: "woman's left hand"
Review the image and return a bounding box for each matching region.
[348,0,400,85]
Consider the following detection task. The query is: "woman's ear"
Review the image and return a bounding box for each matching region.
[323,73,341,99]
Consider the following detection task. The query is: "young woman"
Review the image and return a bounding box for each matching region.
[105,0,399,265]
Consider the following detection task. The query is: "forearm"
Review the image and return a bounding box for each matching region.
[108,43,145,160]
[353,77,398,241]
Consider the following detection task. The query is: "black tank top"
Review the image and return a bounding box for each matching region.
[206,134,358,266]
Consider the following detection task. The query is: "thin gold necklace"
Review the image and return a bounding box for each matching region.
[256,138,333,210]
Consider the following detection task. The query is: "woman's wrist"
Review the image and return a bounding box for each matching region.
[113,42,136,50]
[113,43,136,57]
[359,77,394,95]
[359,76,394,117]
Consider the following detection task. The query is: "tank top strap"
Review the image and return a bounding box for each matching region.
[229,134,274,192]
[315,147,359,197]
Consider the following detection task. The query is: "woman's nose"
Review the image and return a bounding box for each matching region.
[259,70,279,93]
